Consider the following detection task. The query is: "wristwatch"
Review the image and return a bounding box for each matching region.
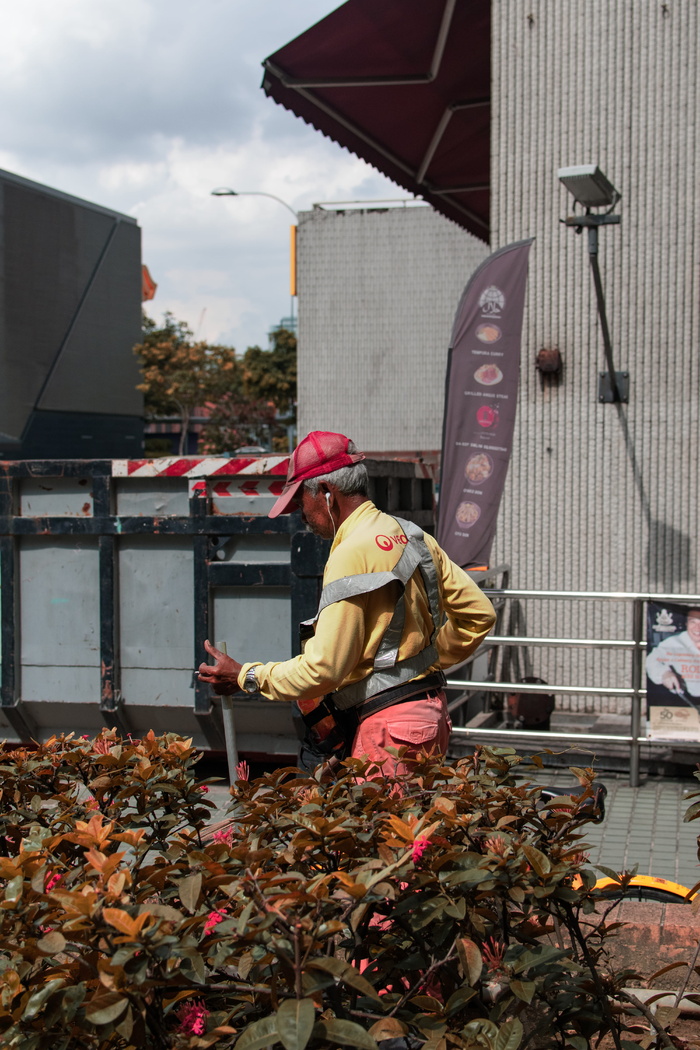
[242,668,258,694]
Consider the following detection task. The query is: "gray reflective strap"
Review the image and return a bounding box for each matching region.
[371,539,423,670]
[317,569,399,614]
[332,645,440,710]
[331,517,446,710]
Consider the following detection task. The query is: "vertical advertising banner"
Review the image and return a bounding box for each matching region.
[646,601,700,741]
[437,239,534,568]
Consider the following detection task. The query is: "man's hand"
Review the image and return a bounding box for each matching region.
[198,640,244,695]
[662,669,682,695]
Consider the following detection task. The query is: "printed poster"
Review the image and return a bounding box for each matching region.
[437,239,534,569]
[646,601,700,741]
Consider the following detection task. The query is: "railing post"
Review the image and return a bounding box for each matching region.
[629,598,644,787]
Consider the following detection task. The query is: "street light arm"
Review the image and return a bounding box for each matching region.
[211,188,298,220]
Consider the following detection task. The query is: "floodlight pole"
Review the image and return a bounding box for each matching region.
[563,211,627,403]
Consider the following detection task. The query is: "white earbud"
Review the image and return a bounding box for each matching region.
[324,491,336,538]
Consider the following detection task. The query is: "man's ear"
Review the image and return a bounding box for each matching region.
[320,484,333,507]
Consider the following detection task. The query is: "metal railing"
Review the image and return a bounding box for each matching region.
[447,574,700,786]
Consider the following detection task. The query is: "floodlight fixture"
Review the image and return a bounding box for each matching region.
[557,165,620,210]
[558,164,626,403]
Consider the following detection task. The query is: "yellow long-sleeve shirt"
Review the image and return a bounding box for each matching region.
[238,500,496,702]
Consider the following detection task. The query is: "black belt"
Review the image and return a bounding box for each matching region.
[355,670,446,722]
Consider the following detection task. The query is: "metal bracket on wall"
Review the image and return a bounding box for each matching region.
[599,371,629,403]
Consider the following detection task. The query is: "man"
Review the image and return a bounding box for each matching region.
[646,608,700,705]
[198,431,496,774]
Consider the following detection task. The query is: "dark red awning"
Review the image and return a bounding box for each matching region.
[262,0,490,242]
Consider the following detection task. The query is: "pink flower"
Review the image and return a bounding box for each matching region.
[411,836,431,862]
[236,759,250,781]
[482,937,506,973]
[45,871,63,892]
[175,999,209,1036]
[484,835,507,856]
[203,908,227,936]
[212,827,235,846]
[198,785,209,794]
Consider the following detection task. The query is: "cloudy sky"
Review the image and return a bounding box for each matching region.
[0,0,401,352]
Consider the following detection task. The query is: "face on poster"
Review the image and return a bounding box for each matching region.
[646,601,700,740]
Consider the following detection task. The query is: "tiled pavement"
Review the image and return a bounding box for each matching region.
[521,771,700,891]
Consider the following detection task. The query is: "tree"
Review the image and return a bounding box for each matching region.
[134,315,298,457]
[240,326,297,417]
[134,312,238,455]
[199,326,298,455]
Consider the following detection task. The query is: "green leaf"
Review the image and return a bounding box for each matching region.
[23,979,65,1021]
[5,874,23,903]
[410,995,442,1011]
[37,931,67,955]
[445,986,477,1016]
[235,1015,280,1050]
[510,979,536,1004]
[522,844,551,876]
[178,872,202,913]
[312,1019,379,1050]
[368,1019,407,1042]
[138,903,183,922]
[494,1018,523,1050]
[595,865,624,882]
[567,1038,588,1050]
[307,956,382,1002]
[277,999,315,1050]
[456,938,483,986]
[84,992,130,1026]
[683,801,700,822]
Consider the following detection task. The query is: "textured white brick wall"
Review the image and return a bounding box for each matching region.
[491,0,700,702]
[296,206,488,451]
[491,0,699,595]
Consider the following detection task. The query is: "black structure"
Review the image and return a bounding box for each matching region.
[0,457,434,750]
[0,169,143,458]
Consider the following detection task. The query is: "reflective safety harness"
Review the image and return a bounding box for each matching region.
[292,516,445,767]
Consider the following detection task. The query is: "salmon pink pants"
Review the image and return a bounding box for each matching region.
[351,689,451,776]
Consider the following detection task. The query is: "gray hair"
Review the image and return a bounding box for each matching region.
[304,442,368,497]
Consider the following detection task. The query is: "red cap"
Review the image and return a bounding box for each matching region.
[268,431,365,518]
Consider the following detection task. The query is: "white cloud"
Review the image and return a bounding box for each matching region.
[0,0,404,351]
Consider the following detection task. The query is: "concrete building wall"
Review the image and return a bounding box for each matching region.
[296,205,488,451]
[491,0,699,596]
[490,0,700,704]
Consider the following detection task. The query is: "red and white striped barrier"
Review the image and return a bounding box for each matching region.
[112,455,290,479]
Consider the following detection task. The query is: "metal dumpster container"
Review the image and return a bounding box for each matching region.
[0,454,435,757]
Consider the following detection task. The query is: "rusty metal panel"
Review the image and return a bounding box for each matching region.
[20,478,94,517]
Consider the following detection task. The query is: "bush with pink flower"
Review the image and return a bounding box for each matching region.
[0,731,650,1049]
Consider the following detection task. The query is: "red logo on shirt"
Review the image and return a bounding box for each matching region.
[376,534,408,550]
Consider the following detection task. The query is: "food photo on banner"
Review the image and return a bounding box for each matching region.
[646,600,700,741]
[437,239,534,570]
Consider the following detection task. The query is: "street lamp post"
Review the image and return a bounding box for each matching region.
[211,187,299,317]
[558,165,627,404]
[211,188,298,220]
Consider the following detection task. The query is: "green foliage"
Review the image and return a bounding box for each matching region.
[200,328,297,455]
[134,314,297,456]
[240,329,297,416]
[134,312,238,455]
[0,734,645,1049]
